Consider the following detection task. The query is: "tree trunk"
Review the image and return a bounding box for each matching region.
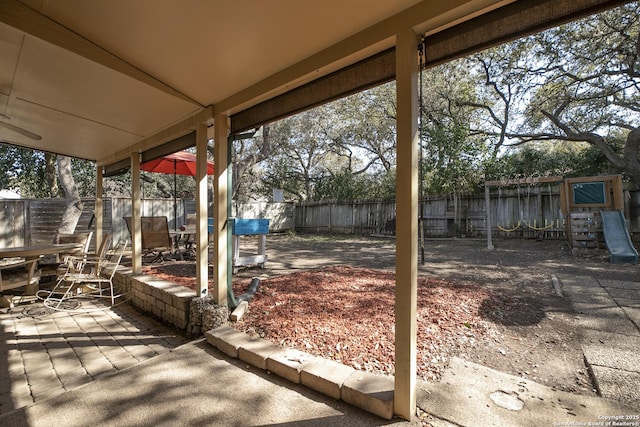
[232,125,272,201]
[623,129,640,187]
[56,155,84,237]
[45,153,58,196]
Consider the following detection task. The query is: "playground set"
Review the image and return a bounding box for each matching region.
[485,174,638,264]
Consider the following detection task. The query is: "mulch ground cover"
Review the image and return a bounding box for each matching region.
[143,263,507,381]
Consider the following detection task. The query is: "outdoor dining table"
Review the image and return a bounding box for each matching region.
[0,243,84,261]
[169,228,196,260]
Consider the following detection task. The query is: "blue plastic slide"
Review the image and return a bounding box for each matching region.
[600,210,638,264]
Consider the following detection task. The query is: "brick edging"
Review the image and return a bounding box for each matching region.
[113,269,194,330]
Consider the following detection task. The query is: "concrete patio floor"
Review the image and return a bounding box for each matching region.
[0,299,415,427]
[0,298,188,416]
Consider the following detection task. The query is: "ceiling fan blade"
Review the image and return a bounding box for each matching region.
[0,121,42,140]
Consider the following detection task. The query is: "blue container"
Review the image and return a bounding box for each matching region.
[231,218,269,235]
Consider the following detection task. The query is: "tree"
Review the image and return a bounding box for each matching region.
[259,107,338,201]
[0,143,100,200]
[420,61,491,195]
[0,145,48,197]
[459,4,640,185]
[519,4,640,185]
[231,125,272,202]
[56,155,84,235]
[485,141,612,181]
[256,85,401,202]
[0,144,94,239]
[331,82,398,173]
[253,82,400,202]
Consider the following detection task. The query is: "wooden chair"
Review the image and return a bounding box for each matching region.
[123,216,173,263]
[0,258,41,308]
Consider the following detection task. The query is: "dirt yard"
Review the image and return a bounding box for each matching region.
[142,233,639,398]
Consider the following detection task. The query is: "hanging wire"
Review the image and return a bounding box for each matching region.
[418,40,425,263]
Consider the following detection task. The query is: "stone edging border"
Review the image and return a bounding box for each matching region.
[205,325,395,420]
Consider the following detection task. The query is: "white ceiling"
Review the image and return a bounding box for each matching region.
[0,0,512,163]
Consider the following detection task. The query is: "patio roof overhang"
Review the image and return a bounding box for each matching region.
[0,0,628,166]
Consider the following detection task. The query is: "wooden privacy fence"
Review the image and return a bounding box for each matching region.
[5,189,640,247]
[295,186,588,240]
[0,198,294,248]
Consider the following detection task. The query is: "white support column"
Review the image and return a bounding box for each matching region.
[131,152,142,274]
[485,185,494,250]
[394,27,419,420]
[213,114,229,306]
[195,122,209,297]
[95,165,103,251]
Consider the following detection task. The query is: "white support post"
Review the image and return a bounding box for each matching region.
[394,28,419,420]
[213,114,229,306]
[131,152,142,274]
[95,165,103,252]
[195,122,208,297]
[485,185,494,250]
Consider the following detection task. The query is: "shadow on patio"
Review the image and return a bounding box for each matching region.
[0,299,188,415]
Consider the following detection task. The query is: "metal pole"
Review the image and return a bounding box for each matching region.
[418,37,425,264]
[173,159,178,231]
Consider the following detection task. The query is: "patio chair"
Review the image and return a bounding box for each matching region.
[0,258,41,308]
[43,238,128,310]
[39,231,93,279]
[62,233,113,275]
[124,216,173,263]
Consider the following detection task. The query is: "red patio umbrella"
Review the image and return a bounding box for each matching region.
[141,150,215,175]
[141,150,214,229]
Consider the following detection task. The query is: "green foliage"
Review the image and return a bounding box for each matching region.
[71,157,99,197]
[313,169,396,201]
[485,142,612,182]
[4,4,639,200]
[421,116,489,195]
[256,84,398,202]
[103,172,133,197]
[0,145,48,197]
[419,63,491,195]
[0,144,97,198]
[421,2,640,188]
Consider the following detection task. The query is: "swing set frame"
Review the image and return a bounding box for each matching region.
[485,175,625,250]
[484,176,564,250]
